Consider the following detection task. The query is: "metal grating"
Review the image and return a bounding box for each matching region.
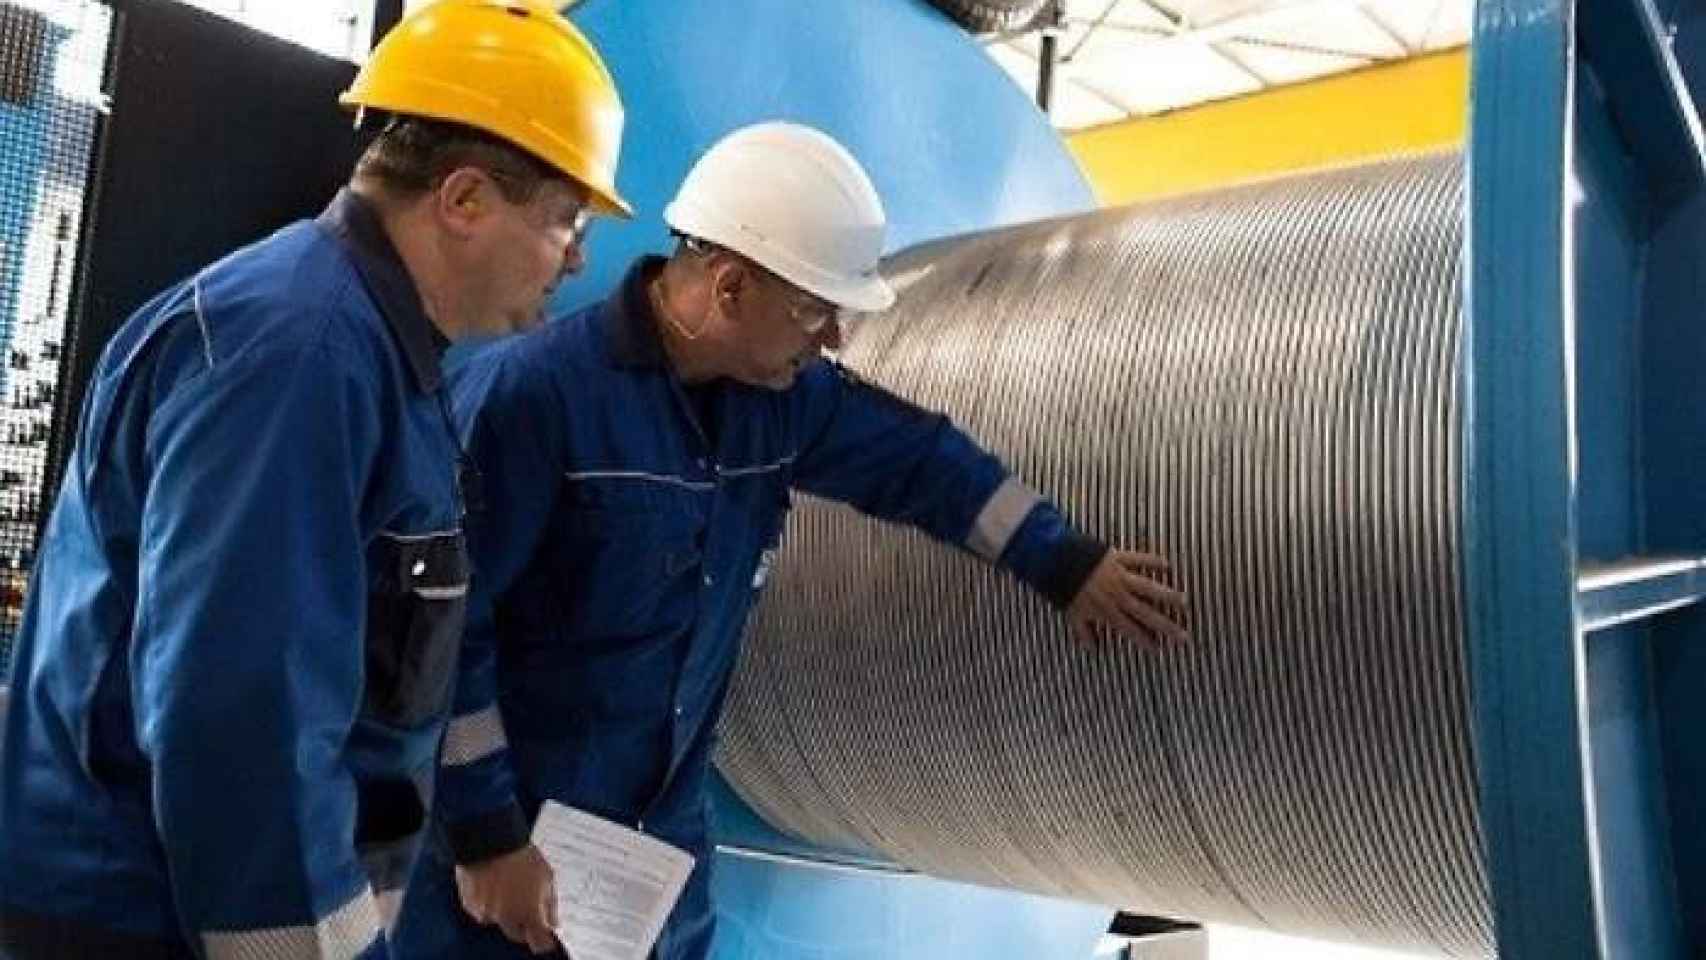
[716,154,1492,956]
[0,0,110,675]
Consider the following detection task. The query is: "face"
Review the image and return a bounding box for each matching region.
[719,261,844,390]
[462,174,591,338]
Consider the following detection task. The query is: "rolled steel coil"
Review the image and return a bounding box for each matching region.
[715,153,1490,956]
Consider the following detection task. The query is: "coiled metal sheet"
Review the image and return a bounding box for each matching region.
[714,154,1491,956]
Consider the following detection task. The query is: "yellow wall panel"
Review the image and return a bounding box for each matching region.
[1066,48,1468,206]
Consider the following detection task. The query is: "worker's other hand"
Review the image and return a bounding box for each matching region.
[1066,549,1189,648]
[455,844,561,955]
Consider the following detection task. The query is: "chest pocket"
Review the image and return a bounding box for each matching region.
[540,474,709,646]
[365,529,469,728]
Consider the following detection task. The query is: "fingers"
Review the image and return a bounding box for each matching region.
[535,877,561,955]
[1091,598,1163,649]
[1075,591,1162,649]
[1111,550,1189,641]
[1080,583,1187,647]
[1068,548,1192,649]
[1111,551,1185,607]
[1115,550,1172,575]
[496,910,556,954]
[1117,593,1187,645]
[1119,568,1187,610]
[460,863,557,954]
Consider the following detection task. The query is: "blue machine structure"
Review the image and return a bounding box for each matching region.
[1472,0,1706,956]
[553,0,1096,313]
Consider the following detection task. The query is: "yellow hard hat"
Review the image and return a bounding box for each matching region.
[341,0,632,218]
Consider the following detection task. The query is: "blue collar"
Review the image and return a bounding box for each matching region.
[603,256,670,371]
[317,188,446,393]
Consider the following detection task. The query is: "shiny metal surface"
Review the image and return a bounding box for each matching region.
[715,154,1491,956]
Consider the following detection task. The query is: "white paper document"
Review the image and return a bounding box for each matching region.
[531,800,696,960]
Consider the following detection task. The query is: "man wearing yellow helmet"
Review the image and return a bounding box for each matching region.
[0,3,628,958]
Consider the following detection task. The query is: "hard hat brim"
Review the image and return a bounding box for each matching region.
[586,186,634,220]
[810,272,896,314]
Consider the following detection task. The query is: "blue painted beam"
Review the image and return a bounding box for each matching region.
[1466,0,1600,956]
[1639,117,1706,957]
[1651,605,1706,951]
[709,846,1114,960]
[1584,624,1689,956]
[1577,0,1706,206]
[1578,556,1706,632]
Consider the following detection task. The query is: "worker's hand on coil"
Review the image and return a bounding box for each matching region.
[1066,549,1188,648]
[455,843,562,955]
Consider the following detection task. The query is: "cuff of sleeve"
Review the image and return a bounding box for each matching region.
[1040,531,1109,609]
[445,804,531,865]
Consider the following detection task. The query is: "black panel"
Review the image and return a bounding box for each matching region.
[48,0,360,520]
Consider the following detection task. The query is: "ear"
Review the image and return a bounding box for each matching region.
[433,167,492,240]
[710,256,747,309]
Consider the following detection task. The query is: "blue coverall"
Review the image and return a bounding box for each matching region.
[0,191,470,959]
[392,258,1107,960]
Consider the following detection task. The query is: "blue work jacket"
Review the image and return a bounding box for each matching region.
[392,259,1105,960]
[0,191,470,960]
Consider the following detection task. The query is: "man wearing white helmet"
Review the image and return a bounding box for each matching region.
[392,122,1188,959]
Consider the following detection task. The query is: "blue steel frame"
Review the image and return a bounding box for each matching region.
[1470,0,1706,956]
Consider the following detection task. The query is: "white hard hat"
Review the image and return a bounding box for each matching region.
[664,122,896,313]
